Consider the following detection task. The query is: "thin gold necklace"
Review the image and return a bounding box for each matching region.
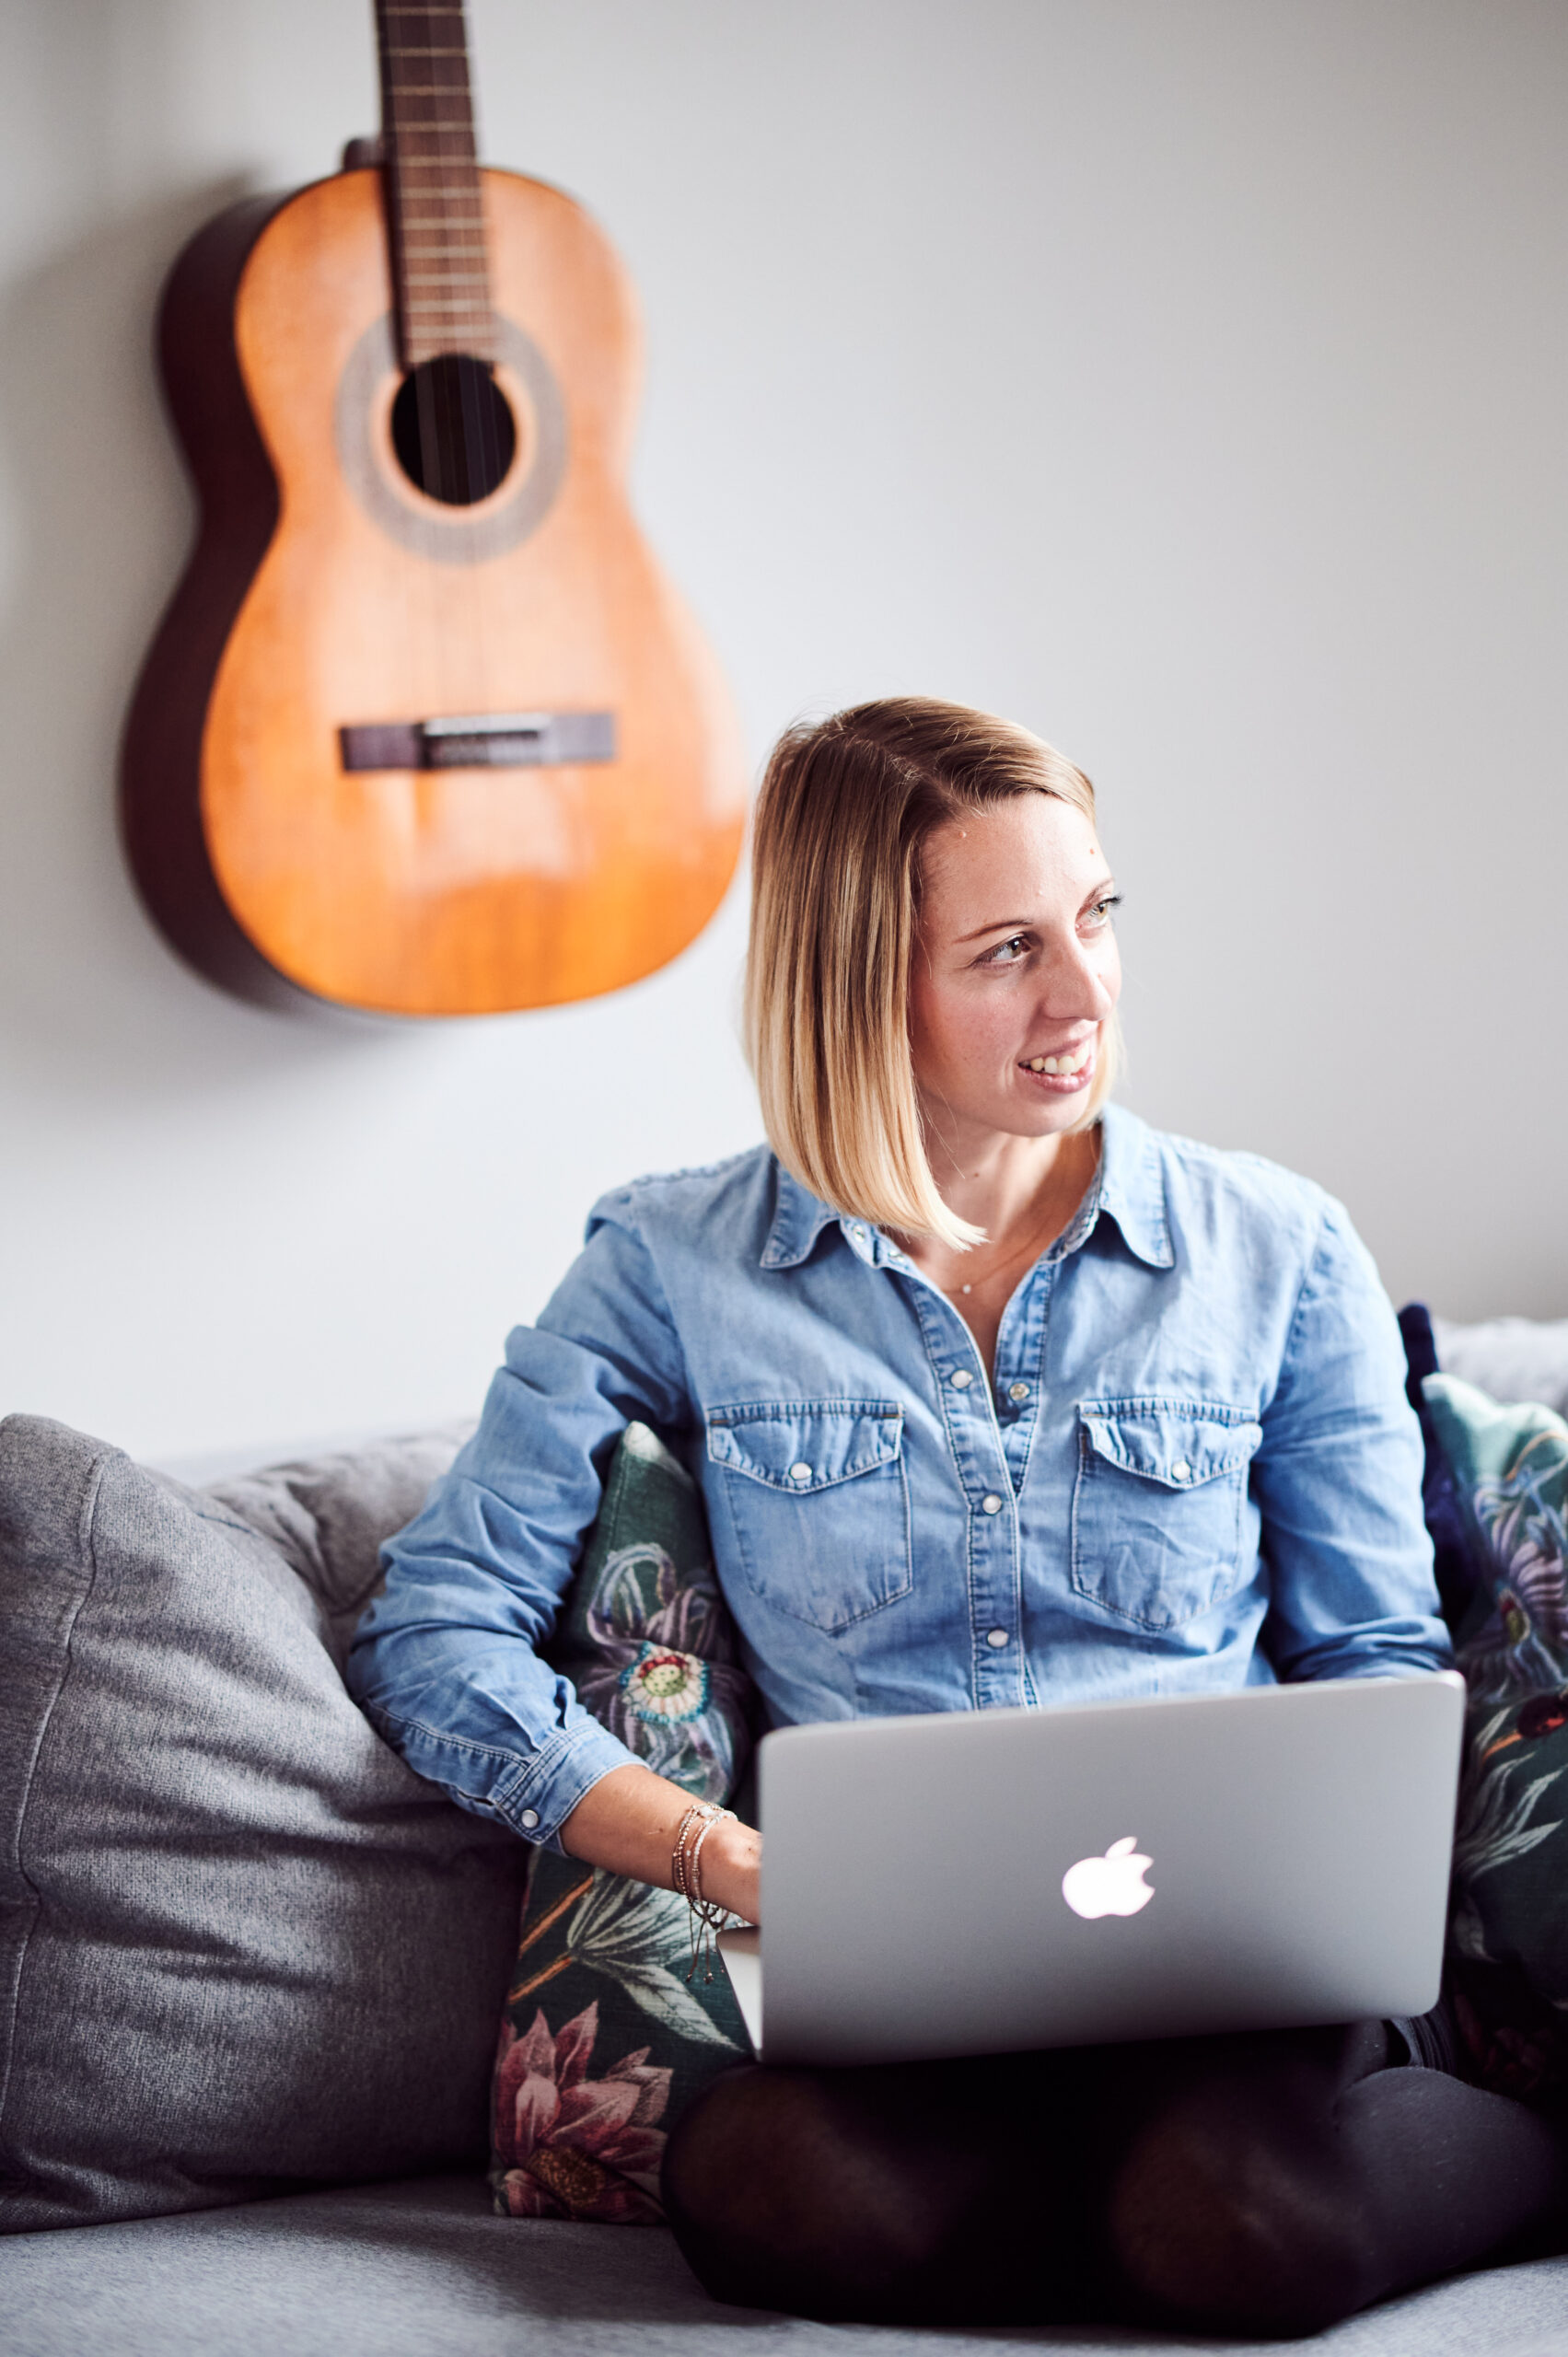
[942,1204,1060,1298]
[940,1137,1099,1299]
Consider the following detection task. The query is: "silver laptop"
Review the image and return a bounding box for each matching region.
[717,1673,1465,2067]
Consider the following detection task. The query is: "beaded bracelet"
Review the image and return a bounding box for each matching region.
[671,1800,738,1983]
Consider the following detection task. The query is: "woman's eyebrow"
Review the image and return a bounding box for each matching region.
[954,916,1033,944]
[953,876,1116,946]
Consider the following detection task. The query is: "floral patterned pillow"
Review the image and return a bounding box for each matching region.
[490,1423,756,2224]
[1424,1374,1568,2103]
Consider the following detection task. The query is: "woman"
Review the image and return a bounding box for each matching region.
[349,699,1566,2335]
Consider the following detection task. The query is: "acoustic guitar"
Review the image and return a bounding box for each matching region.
[122,0,747,1015]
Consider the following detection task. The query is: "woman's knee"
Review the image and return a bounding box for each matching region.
[1106,2081,1378,2338]
[661,2062,976,2318]
[662,2064,825,2247]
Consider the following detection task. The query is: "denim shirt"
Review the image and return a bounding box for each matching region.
[347,1105,1451,1852]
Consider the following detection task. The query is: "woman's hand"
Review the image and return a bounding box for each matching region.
[559,1762,761,1925]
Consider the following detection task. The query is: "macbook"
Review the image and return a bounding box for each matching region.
[717,1672,1465,2066]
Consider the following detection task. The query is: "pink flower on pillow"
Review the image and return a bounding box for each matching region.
[494,2001,671,2224]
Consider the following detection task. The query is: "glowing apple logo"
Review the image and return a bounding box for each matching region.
[1062,1836,1155,1920]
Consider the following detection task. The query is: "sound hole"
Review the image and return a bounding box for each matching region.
[390,354,517,506]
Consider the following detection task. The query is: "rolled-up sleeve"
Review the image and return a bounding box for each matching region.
[1252,1200,1452,1683]
[345,1200,691,1851]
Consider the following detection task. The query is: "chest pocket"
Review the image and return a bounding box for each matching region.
[1071,1398,1263,1631]
[706,1399,912,1633]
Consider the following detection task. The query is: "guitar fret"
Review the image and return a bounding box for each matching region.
[387,97,475,121]
[376,0,491,368]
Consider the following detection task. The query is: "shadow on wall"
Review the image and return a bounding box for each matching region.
[0,183,417,1107]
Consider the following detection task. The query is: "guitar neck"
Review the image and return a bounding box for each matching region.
[374,0,494,366]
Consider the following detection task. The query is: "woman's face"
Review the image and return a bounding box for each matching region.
[909,794,1121,1152]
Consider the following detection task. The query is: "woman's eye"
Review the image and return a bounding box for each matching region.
[982,935,1028,966]
[1084,893,1122,930]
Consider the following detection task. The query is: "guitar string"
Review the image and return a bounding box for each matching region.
[454,0,503,882]
[464,0,517,926]
[383,1,557,962]
[382,3,436,918]
[452,0,500,778]
[429,0,500,891]
[395,0,486,898]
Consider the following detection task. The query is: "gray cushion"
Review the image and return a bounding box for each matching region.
[2,2175,1567,2357]
[0,1415,526,2233]
[1433,1316,1568,1421]
[203,1421,473,1672]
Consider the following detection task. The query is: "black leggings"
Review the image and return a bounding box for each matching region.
[662,2018,1568,2337]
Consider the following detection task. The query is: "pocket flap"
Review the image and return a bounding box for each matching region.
[706,1400,903,1493]
[1078,1399,1261,1490]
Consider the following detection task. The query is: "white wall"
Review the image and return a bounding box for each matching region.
[1,0,1564,1462]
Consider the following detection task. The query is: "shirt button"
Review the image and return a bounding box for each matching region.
[949,1368,973,1388]
[1171,1458,1191,1482]
[981,1493,1004,1515]
[519,1809,540,1830]
[790,1461,812,1485]
[1007,1381,1030,1402]
[985,1627,1009,1648]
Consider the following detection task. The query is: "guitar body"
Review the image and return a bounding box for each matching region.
[122,168,747,1014]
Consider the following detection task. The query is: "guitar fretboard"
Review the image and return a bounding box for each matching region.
[376,0,494,366]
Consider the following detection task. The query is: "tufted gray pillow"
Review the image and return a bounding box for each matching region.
[1432,1315,1568,1422]
[0,1413,525,2234]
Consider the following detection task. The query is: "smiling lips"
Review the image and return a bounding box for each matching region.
[1024,1042,1093,1077]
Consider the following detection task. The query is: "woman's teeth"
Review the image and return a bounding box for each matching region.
[1026,1047,1091,1076]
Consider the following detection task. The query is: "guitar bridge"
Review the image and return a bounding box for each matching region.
[338,712,616,772]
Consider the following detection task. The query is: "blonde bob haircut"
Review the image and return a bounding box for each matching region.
[745,696,1121,1254]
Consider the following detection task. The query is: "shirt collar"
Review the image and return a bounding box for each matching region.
[759,1101,1173,1273]
[1093,1103,1175,1268]
[760,1163,845,1269]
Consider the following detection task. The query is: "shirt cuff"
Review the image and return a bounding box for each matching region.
[491,1716,644,1855]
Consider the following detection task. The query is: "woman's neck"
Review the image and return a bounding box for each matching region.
[893,1124,1101,1378]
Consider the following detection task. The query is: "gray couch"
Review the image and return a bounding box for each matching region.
[5,1321,1568,2356]
[8,2173,1568,2356]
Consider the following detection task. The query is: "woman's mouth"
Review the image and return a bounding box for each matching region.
[1020,1041,1094,1092]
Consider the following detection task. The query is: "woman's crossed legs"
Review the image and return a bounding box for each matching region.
[663,2020,1568,2337]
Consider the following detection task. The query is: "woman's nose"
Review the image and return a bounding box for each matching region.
[1037,933,1117,1022]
